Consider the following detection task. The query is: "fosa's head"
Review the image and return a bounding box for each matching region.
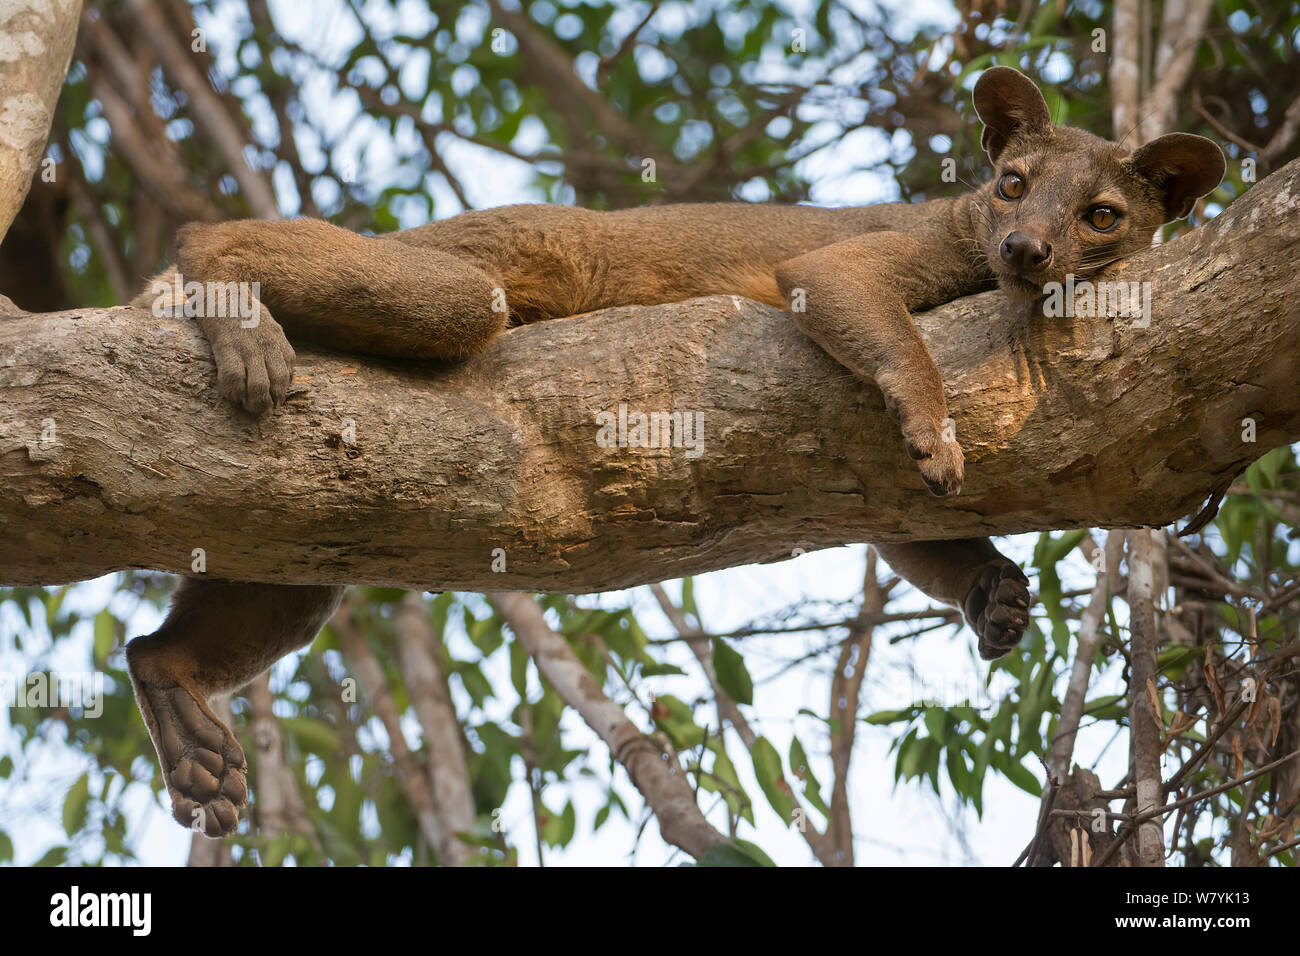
[971,66,1224,300]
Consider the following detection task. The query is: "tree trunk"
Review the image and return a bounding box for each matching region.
[2,159,1299,591]
[0,0,82,242]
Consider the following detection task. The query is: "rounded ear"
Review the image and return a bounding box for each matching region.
[1127,133,1226,221]
[972,66,1053,162]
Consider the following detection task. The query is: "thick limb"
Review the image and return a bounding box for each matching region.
[775,232,969,496]
[126,578,344,836]
[141,218,508,414]
[873,538,1031,659]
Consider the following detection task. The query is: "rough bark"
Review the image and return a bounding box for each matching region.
[0,0,82,242]
[1,159,1299,591]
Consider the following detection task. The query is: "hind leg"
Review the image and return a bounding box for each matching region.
[155,218,507,414]
[873,538,1031,659]
[126,578,344,836]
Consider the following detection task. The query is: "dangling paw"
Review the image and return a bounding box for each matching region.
[139,683,248,837]
[963,560,1031,659]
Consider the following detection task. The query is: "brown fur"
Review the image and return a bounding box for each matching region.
[126,68,1224,837]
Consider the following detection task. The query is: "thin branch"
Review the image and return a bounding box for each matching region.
[648,582,756,747]
[489,591,728,859]
[392,591,477,865]
[1126,529,1166,866]
[332,599,449,861]
[825,549,879,866]
[126,0,280,218]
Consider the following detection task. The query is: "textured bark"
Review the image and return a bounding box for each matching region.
[1,159,1299,590]
[0,0,82,242]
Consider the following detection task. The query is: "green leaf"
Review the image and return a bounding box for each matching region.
[509,638,530,698]
[640,660,687,677]
[990,697,1015,745]
[994,750,1042,796]
[750,736,794,824]
[651,694,706,749]
[261,832,291,867]
[898,730,925,781]
[1016,659,1057,757]
[455,662,494,707]
[697,841,771,867]
[93,609,115,666]
[281,717,341,757]
[946,745,971,798]
[711,639,753,705]
[922,707,947,739]
[788,735,828,817]
[971,734,994,816]
[34,846,67,867]
[864,708,914,725]
[731,838,776,867]
[41,585,69,630]
[1042,529,1087,566]
[0,830,12,864]
[681,578,699,624]
[62,772,91,836]
[541,800,576,848]
[707,743,753,825]
[0,755,12,779]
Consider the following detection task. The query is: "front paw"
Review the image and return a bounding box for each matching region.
[200,308,296,416]
[895,413,964,497]
[964,561,1031,659]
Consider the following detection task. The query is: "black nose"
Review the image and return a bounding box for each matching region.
[999,232,1052,270]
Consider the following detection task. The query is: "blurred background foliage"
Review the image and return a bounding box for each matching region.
[1,0,1299,866]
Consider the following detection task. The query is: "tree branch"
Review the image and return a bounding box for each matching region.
[332,599,450,861]
[488,591,729,859]
[126,0,280,219]
[2,160,1299,589]
[1126,528,1167,866]
[649,583,756,747]
[392,591,477,864]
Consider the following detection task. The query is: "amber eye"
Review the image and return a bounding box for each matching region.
[997,173,1025,200]
[1087,206,1119,231]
